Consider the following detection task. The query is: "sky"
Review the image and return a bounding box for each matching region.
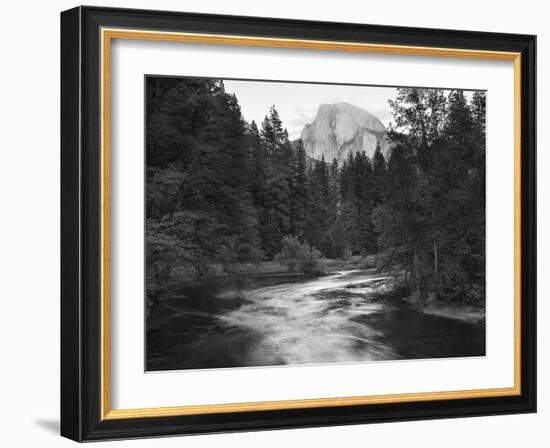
[223,79,399,140]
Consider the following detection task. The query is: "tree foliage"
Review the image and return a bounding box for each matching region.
[146,77,262,310]
[274,236,323,276]
[376,88,486,305]
[146,78,486,309]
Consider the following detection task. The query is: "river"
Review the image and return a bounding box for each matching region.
[146,269,485,371]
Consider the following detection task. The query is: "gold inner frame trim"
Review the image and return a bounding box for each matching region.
[100,27,522,421]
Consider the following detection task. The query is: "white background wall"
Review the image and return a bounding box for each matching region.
[0,0,546,446]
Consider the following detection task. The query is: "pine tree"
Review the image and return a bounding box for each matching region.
[432,90,485,296]
[259,106,293,258]
[323,158,345,257]
[371,143,387,207]
[290,139,309,238]
[470,91,486,139]
[354,152,377,254]
[304,156,330,255]
[378,87,486,304]
[339,152,359,254]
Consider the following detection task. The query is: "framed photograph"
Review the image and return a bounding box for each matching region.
[60,6,536,441]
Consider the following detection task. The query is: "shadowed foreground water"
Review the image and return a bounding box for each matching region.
[146,270,485,371]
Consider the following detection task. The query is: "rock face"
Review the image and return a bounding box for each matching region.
[300,102,390,162]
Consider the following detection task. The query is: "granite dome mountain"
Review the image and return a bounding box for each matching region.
[300,102,390,163]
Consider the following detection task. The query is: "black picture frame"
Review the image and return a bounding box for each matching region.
[61,5,536,442]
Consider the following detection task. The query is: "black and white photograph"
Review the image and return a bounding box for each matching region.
[145,76,487,371]
[0,0,542,443]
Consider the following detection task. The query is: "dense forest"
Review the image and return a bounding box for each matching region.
[146,77,486,314]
